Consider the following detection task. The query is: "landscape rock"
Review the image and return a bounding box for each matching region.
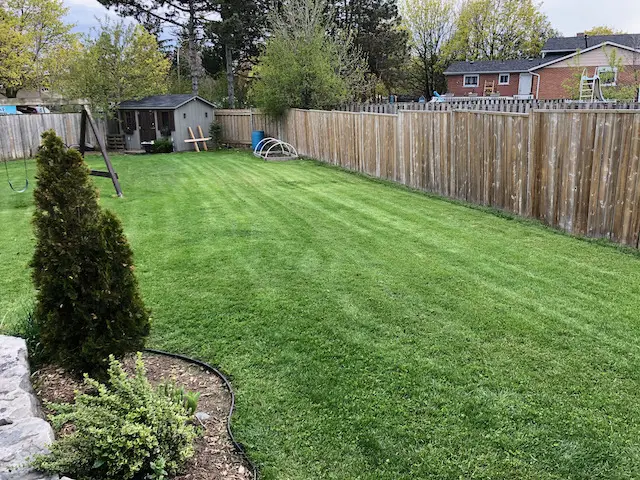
[195,411,211,422]
[0,335,56,480]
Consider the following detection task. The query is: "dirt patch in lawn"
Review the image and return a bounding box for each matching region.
[32,351,253,480]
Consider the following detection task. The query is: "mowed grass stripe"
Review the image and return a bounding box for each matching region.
[2,151,640,479]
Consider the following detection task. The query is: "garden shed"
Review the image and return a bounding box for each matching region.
[118,94,215,152]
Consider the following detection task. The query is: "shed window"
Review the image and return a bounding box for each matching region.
[157,110,175,134]
[498,73,510,85]
[123,110,136,134]
[463,74,479,87]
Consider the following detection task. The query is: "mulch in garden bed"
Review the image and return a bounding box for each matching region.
[31,351,253,480]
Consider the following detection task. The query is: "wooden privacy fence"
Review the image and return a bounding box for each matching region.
[337,100,640,114]
[215,107,640,248]
[214,109,281,145]
[0,113,105,160]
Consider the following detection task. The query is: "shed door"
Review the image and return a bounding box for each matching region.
[518,73,533,96]
[139,111,157,142]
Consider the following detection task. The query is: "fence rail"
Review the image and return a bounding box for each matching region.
[336,100,640,114]
[0,113,105,161]
[215,107,640,248]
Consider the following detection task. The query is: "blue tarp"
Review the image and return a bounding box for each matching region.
[0,106,18,115]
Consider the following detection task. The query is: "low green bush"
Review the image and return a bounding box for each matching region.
[32,354,200,480]
[152,138,174,154]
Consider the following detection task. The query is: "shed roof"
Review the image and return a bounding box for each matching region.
[542,34,640,53]
[444,56,562,75]
[119,94,215,110]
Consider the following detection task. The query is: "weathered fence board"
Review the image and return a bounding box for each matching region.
[215,107,640,248]
[215,109,281,145]
[338,100,640,114]
[532,110,640,246]
[214,109,253,145]
[0,113,105,161]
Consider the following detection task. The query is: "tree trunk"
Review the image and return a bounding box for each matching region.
[188,32,201,96]
[187,1,201,96]
[5,86,19,98]
[225,44,235,109]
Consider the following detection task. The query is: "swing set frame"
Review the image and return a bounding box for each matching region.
[79,105,123,197]
[3,104,123,197]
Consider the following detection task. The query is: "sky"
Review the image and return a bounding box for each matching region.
[541,0,640,36]
[64,0,640,38]
[63,0,121,35]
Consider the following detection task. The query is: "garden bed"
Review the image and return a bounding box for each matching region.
[32,352,253,480]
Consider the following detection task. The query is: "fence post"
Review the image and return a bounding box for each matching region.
[526,110,536,217]
[359,111,364,174]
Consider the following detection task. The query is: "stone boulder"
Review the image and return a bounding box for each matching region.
[0,335,60,480]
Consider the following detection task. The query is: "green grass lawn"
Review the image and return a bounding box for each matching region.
[2,150,640,479]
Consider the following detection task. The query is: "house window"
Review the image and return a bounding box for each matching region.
[157,110,175,135]
[463,74,479,87]
[498,73,510,85]
[122,110,136,134]
[597,66,617,86]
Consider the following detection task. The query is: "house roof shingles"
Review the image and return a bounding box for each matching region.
[119,94,215,110]
[542,34,640,52]
[445,33,640,76]
[444,56,563,75]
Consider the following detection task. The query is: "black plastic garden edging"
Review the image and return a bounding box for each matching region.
[144,348,259,479]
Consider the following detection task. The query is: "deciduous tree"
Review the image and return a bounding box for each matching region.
[584,26,625,36]
[400,0,456,98]
[65,19,170,117]
[0,7,28,94]
[0,0,78,98]
[97,0,216,95]
[206,0,267,108]
[251,0,370,116]
[447,0,556,61]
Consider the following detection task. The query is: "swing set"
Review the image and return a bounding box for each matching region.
[2,105,123,197]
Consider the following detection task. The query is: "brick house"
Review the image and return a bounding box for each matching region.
[444,34,640,100]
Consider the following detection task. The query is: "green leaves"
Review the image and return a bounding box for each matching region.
[0,0,79,96]
[32,354,199,480]
[157,380,201,416]
[400,0,456,96]
[447,0,556,61]
[250,0,370,116]
[64,19,170,118]
[31,131,150,375]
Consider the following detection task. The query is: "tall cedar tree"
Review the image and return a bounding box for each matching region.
[31,131,150,375]
[205,0,267,108]
[329,0,409,92]
[97,0,216,95]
